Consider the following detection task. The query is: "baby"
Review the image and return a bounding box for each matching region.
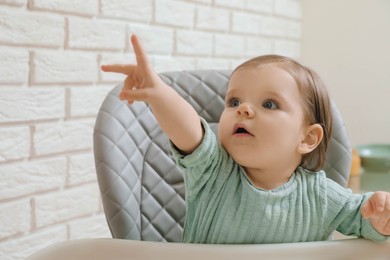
[102,35,390,244]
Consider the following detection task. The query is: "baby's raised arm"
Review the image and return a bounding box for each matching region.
[101,35,203,154]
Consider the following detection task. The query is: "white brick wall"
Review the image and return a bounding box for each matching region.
[0,126,30,162]
[0,88,65,122]
[68,154,97,185]
[176,30,214,55]
[34,184,100,228]
[155,0,195,28]
[33,120,94,155]
[101,0,153,22]
[0,48,29,84]
[68,17,126,50]
[0,7,65,47]
[0,158,66,200]
[128,25,175,54]
[196,6,229,31]
[33,51,98,83]
[32,0,99,16]
[0,0,302,259]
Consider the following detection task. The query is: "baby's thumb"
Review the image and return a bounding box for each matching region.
[361,200,374,219]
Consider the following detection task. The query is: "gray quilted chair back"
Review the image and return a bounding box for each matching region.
[93,70,352,242]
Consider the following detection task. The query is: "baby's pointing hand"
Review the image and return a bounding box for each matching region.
[101,34,165,105]
[361,191,390,236]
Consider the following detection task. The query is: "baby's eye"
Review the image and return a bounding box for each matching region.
[262,99,279,109]
[227,98,240,107]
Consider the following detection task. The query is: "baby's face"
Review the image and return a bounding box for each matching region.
[218,64,308,171]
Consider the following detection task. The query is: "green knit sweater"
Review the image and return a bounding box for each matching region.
[171,119,387,244]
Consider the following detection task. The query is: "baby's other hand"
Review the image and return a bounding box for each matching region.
[361,191,390,235]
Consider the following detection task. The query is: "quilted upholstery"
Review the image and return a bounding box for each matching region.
[93,70,352,242]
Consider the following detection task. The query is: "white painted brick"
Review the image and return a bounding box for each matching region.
[68,17,126,51]
[245,36,273,57]
[215,34,245,58]
[101,0,153,22]
[69,214,111,239]
[274,0,301,19]
[232,12,263,34]
[0,7,64,47]
[0,88,65,123]
[0,47,29,84]
[155,0,195,28]
[0,0,27,6]
[196,58,230,70]
[68,153,97,186]
[128,25,174,54]
[33,0,98,16]
[0,226,67,260]
[151,56,196,73]
[196,6,229,32]
[33,50,97,83]
[214,0,245,9]
[0,199,30,239]
[245,0,273,14]
[230,58,248,70]
[33,120,94,155]
[0,158,66,200]
[274,39,300,58]
[0,126,29,162]
[261,17,287,37]
[188,0,212,4]
[70,86,113,117]
[286,20,301,39]
[35,184,100,228]
[176,30,213,56]
[101,52,136,64]
[100,53,135,82]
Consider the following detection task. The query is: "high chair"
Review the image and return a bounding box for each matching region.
[28,70,390,260]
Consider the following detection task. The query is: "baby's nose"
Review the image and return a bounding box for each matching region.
[237,103,254,118]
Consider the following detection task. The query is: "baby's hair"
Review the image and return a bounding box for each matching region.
[232,55,333,171]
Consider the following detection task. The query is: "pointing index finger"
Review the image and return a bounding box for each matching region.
[131,34,150,68]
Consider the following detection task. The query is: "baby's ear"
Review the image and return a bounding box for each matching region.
[297,124,323,155]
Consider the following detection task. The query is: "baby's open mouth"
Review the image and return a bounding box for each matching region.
[235,127,249,134]
[233,124,253,136]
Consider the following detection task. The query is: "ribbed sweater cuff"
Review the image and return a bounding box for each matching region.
[361,218,389,242]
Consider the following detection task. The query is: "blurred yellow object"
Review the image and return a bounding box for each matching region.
[348,149,361,193]
[350,149,361,176]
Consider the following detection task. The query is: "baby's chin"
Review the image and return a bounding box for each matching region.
[219,140,261,167]
[229,151,259,169]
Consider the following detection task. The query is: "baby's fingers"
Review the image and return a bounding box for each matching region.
[383,218,390,235]
[375,215,390,235]
[101,64,136,75]
[362,192,389,219]
[361,200,374,219]
[120,88,153,104]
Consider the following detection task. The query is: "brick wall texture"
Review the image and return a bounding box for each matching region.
[0,0,302,259]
